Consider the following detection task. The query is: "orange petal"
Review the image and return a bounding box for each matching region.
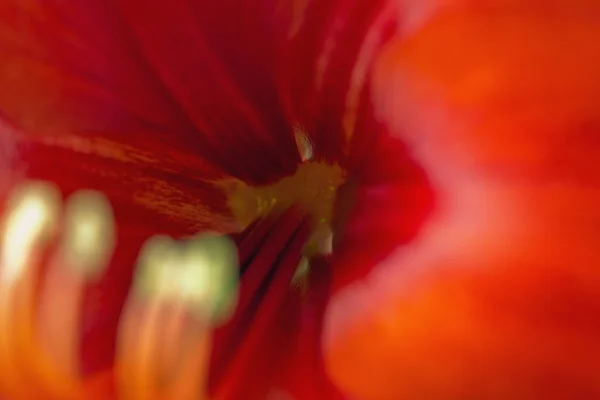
[325,2,600,399]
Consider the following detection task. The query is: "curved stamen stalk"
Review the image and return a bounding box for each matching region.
[0,182,70,398]
[38,191,115,380]
[0,181,239,400]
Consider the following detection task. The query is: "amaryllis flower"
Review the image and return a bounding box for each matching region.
[1,0,600,399]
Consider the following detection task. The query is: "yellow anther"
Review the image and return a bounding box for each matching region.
[133,234,239,325]
[0,181,61,282]
[183,233,239,324]
[61,191,115,278]
[133,235,180,300]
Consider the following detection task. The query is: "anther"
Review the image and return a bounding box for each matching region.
[0,181,65,398]
[294,125,314,162]
[118,233,239,400]
[0,181,61,283]
[37,190,117,387]
[132,235,180,301]
[182,233,239,324]
[60,190,116,279]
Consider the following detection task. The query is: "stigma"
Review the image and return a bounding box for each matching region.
[0,181,239,399]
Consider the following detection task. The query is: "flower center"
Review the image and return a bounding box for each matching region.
[219,139,347,261]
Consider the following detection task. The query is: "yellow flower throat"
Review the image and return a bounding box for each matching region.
[220,161,346,259]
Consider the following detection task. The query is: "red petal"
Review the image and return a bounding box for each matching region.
[115,0,300,183]
[278,257,346,400]
[0,0,245,229]
[279,0,398,165]
[0,0,301,188]
[325,2,600,398]
[210,209,313,398]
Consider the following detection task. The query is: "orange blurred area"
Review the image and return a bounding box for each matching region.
[325,2,600,399]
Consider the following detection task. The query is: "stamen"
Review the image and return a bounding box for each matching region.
[161,304,212,400]
[37,191,115,382]
[130,235,180,304]
[291,256,310,290]
[118,234,239,400]
[117,296,165,400]
[181,234,239,324]
[294,124,313,162]
[0,182,62,398]
[60,191,116,278]
[117,235,178,400]
[0,182,60,283]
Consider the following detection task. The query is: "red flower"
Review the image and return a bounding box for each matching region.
[1,0,600,399]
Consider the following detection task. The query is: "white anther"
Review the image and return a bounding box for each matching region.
[183,233,239,324]
[0,181,61,283]
[291,256,310,288]
[294,124,313,162]
[62,190,115,278]
[134,235,180,300]
[133,233,239,324]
